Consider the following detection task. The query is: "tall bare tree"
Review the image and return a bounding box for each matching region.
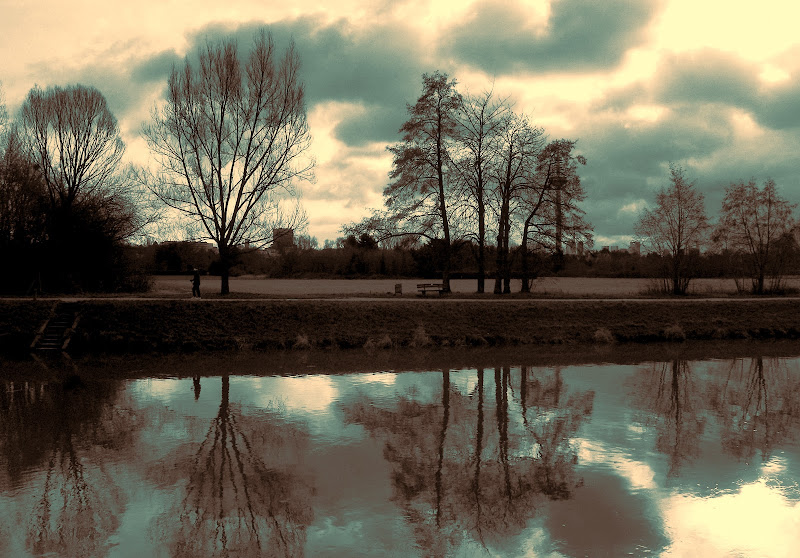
[489,114,544,294]
[519,139,590,292]
[382,71,462,293]
[634,164,708,295]
[19,84,124,211]
[142,30,313,294]
[713,179,796,294]
[454,90,509,293]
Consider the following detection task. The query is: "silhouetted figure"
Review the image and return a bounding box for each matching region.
[191,269,201,298]
[192,375,201,400]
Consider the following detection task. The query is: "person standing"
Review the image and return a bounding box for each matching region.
[191,268,201,298]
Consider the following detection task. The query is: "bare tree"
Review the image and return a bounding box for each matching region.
[141,30,313,294]
[519,139,590,292]
[713,179,797,294]
[634,164,708,295]
[489,114,544,294]
[19,84,124,211]
[453,89,510,293]
[382,71,462,293]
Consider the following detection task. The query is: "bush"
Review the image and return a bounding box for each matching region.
[663,323,686,341]
[593,328,615,344]
[410,325,432,347]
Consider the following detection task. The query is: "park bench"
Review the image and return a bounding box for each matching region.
[417,283,444,296]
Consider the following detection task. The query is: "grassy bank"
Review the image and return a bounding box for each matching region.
[4,298,800,355]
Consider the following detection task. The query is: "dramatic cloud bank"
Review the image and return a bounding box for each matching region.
[2,0,799,244]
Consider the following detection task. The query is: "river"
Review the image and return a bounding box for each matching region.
[1,343,799,557]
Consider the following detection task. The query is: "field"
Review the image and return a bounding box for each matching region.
[151,275,800,298]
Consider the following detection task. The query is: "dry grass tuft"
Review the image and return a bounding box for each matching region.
[411,325,432,347]
[593,327,615,344]
[293,333,312,350]
[663,324,686,341]
[364,335,393,350]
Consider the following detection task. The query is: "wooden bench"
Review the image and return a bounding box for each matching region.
[417,283,444,295]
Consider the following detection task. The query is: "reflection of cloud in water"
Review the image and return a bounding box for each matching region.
[238,376,338,414]
[449,369,478,396]
[136,378,183,400]
[661,479,800,558]
[578,439,657,491]
[518,518,570,558]
[350,372,397,386]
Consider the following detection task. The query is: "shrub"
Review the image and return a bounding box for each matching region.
[663,324,686,341]
[593,328,615,344]
[293,333,312,350]
[363,335,392,350]
[410,325,432,347]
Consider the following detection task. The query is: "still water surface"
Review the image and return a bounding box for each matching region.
[2,349,800,557]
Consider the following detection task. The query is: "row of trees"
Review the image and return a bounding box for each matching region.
[635,164,798,294]
[346,71,592,294]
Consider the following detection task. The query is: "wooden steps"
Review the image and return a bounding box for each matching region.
[31,302,80,352]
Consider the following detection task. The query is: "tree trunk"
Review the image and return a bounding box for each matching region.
[520,219,532,293]
[494,197,509,295]
[671,253,681,295]
[493,236,503,295]
[219,245,231,295]
[477,200,485,293]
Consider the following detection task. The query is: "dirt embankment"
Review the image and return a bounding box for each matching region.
[3,298,800,355]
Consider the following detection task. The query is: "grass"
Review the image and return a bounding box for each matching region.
[0,297,793,355]
[5,276,800,355]
[0,300,56,355]
[145,275,800,299]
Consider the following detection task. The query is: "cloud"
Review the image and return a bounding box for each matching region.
[618,200,646,215]
[440,0,664,74]
[130,49,182,83]
[600,48,800,131]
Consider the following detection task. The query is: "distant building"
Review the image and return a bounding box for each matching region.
[610,245,619,252]
[272,228,294,249]
[628,241,641,256]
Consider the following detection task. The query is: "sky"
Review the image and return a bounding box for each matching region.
[1,0,799,246]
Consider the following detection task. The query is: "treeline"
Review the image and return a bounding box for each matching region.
[131,234,800,283]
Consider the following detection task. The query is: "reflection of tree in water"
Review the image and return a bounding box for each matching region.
[519,366,594,499]
[344,366,593,554]
[627,359,706,476]
[0,373,130,557]
[707,356,800,462]
[150,374,315,557]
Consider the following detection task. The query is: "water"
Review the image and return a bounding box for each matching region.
[2,347,800,557]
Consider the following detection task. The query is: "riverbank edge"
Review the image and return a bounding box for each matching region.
[3,298,800,356]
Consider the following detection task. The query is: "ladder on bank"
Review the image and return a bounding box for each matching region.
[31,302,80,352]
